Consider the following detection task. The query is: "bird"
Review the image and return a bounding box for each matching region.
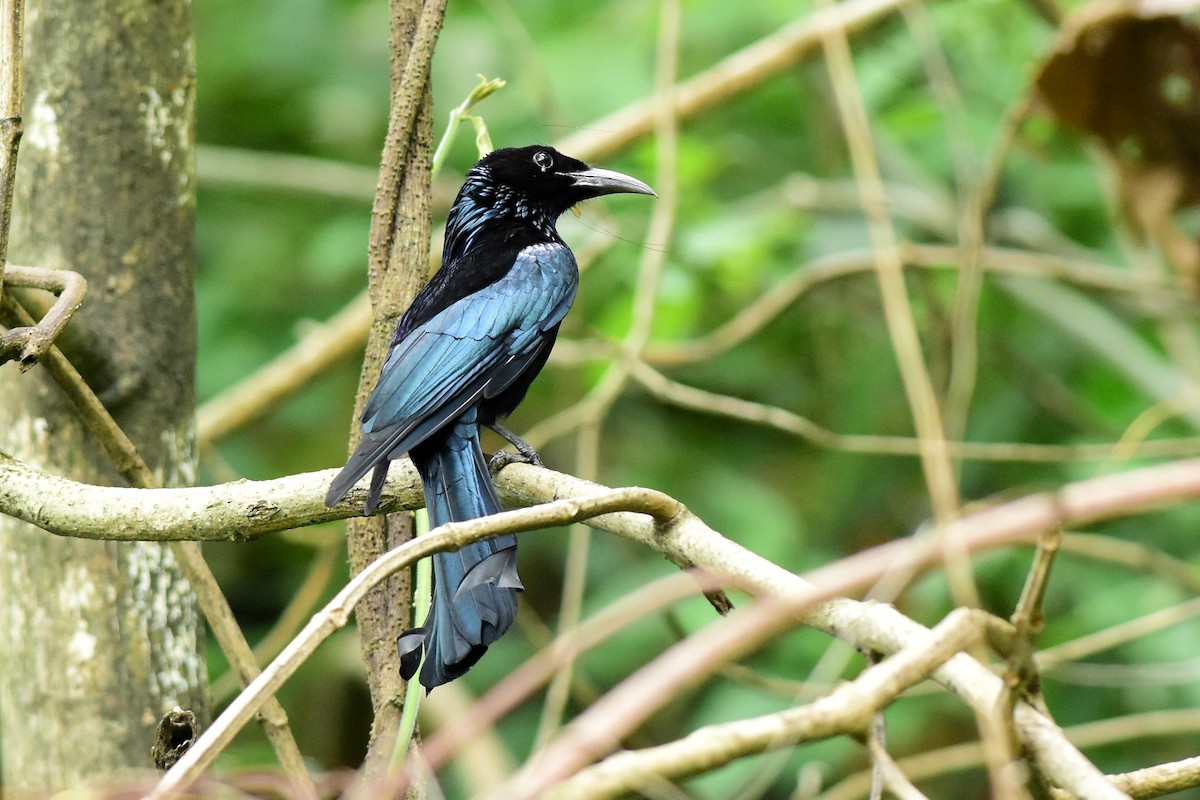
[325,145,655,689]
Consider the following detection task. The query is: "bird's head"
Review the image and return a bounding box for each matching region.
[467,145,656,221]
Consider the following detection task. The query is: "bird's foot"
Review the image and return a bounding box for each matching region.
[487,423,544,471]
[488,447,543,476]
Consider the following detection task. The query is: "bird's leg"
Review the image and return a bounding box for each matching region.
[487,422,544,473]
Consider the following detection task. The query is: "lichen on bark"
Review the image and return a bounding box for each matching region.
[0,0,206,790]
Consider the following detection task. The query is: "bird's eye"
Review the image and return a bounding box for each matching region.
[533,151,553,172]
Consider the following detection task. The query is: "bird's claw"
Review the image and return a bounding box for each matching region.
[489,448,543,476]
[486,422,544,472]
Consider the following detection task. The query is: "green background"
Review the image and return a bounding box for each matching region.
[193,1,1200,797]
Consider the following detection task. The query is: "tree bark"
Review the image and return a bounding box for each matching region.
[0,0,205,792]
[345,0,444,774]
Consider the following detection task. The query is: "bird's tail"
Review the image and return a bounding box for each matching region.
[398,416,523,689]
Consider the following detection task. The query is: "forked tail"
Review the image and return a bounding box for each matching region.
[398,415,523,689]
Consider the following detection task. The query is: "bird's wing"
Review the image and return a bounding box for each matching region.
[332,243,577,485]
[363,243,575,434]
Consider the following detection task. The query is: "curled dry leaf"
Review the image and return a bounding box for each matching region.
[1035,0,1200,289]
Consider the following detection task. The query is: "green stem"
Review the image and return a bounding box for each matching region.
[389,507,432,774]
[430,74,506,178]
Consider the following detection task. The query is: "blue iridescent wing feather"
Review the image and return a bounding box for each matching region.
[324,242,578,506]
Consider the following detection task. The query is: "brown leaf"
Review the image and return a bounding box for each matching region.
[1035,0,1200,287]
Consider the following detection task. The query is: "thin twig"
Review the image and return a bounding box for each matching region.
[866,735,930,800]
[999,276,1200,430]
[1036,597,1200,671]
[416,679,518,792]
[197,292,371,444]
[866,687,886,800]
[1006,525,1061,678]
[429,74,505,176]
[419,572,720,780]
[1000,524,1061,784]
[196,144,378,202]
[643,243,1177,366]
[533,608,988,800]
[534,421,603,749]
[516,0,681,453]
[1112,387,1200,459]
[554,0,909,161]
[943,93,1034,446]
[0,264,87,366]
[631,358,1200,464]
[898,0,986,457]
[814,0,965,570]
[1058,533,1200,594]
[211,539,344,704]
[1044,655,1200,687]
[814,709,1200,800]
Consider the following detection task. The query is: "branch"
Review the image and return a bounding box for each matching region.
[416,571,725,779]
[866,735,930,800]
[343,0,446,763]
[7,454,1197,795]
[1109,755,1200,799]
[0,264,87,366]
[554,0,907,161]
[50,456,1190,796]
[6,450,1200,563]
[0,305,317,792]
[631,358,1200,464]
[643,244,1178,367]
[816,709,1200,800]
[540,608,990,800]
[0,0,23,310]
[496,458,1180,798]
[1039,597,1200,670]
[0,450,424,541]
[196,144,378,202]
[196,292,371,443]
[147,484,714,799]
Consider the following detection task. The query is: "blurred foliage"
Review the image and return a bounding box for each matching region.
[194,0,1200,797]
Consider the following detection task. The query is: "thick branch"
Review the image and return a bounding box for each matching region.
[5,452,1197,796]
[0,451,423,541]
[91,455,1190,797]
[146,485,716,799]
[0,305,316,790]
[348,0,444,764]
[6,453,1200,560]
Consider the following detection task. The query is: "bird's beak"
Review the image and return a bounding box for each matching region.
[570,166,657,198]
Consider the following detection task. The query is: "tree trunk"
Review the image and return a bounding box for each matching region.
[345,0,443,775]
[0,0,205,792]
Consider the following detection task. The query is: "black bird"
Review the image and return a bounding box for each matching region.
[325,145,655,689]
